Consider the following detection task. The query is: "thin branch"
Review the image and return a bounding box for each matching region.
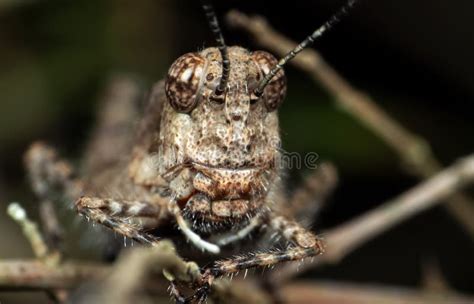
[209,279,272,304]
[0,260,108,290]
[88,240,271,304]
[226,10,474,240]
[94,240,201,304]
[7,202,59,266]
[7,202,65,301]
[324,155,474,263]
[39,200,63,253]
[281,281,474,304]
[2,260,472,303]
[2,195,274,301]
[421,257,451,293]
[271,154,474,284]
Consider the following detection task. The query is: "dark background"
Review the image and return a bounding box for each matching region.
[1,0,473,302]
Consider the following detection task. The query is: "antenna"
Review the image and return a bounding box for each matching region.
[201,0,230,95]
[255,0,360,97]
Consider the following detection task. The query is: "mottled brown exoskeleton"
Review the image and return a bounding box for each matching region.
[24,0,357,302]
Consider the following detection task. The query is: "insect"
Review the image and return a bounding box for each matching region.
[24,0,358,302]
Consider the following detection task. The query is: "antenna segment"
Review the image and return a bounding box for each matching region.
[201,0,230,95]
[255,0,360,96]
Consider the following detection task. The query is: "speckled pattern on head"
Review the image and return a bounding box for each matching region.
[161,46,287,232]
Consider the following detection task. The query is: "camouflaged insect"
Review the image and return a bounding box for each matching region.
[23,0,361,301]
[25,46,324,301]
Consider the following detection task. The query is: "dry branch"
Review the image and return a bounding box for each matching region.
[0,242,269,303]
[281,281,474,304]
[7,203,59,265]
[271,154,474,284]
[0,260,108,290]
[38,200,63,253]
[89,240,271,304]
[226,10,474,240]
[2,260,472,304]
[93,241,201,304]
[421,257,451,293]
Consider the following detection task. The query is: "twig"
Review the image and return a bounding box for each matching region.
[209,279,272,304]
[76,240,271,304]
[7,202,66,301]
[324,155,474,263]
[3,198,270,301]
[2,260,471,303]
[95,240,200,304]
[0,260,108,289]
[421,257,451,293]
[7,202,59,266]
[271,154,474,284]
[39,200,63,253]
[281,281,474,304]
[226,10,474,240]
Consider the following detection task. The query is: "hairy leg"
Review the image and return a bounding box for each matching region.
[169,280,187,304]
[210,215,324,276]
[75,196,164,245]
[187,213,324,303]
[24,141,83,202]
[25,142,84,249]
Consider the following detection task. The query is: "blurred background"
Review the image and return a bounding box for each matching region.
[1,0,473,302]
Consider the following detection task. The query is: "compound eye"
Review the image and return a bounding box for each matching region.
[165,53,206,113]
[251,51,287,111]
